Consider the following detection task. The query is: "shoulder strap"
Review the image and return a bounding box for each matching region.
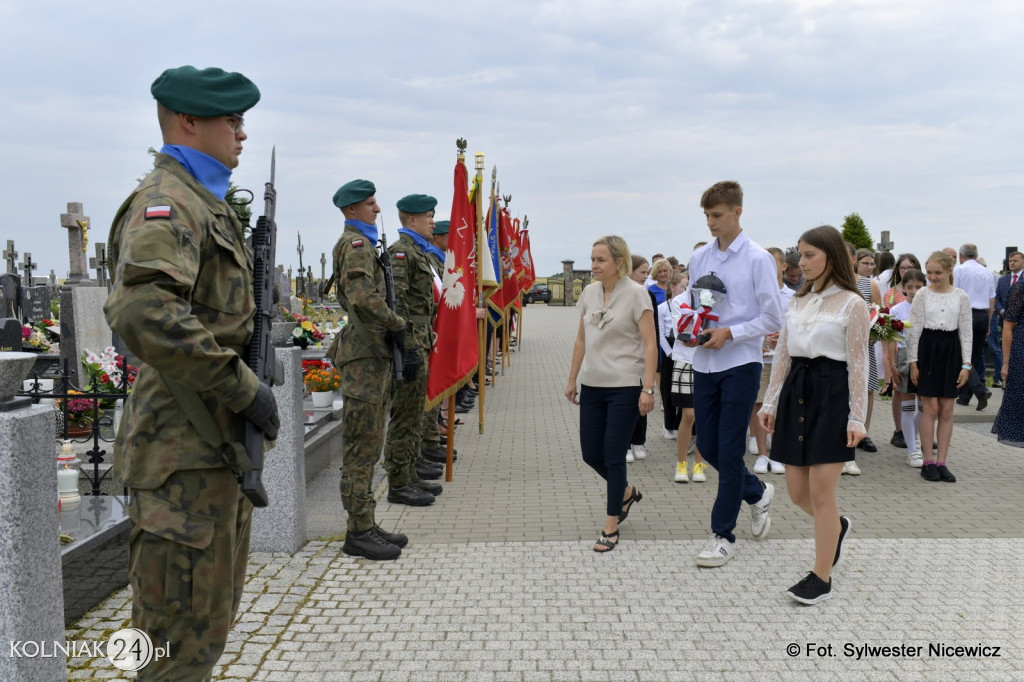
[162,376,252,476]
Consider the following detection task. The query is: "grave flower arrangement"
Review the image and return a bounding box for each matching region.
[59,390,96,427]
[290,312,325,348]
[302,359,340,392]
[22,323,51,351]
[868,305,909,344]
[82,347,139,409]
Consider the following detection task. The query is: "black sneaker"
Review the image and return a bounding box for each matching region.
[857,436,877,453]
[921,463,940,481]
[976,391,991,411]
[936,464,956,483]
[890,431,906,448]
[342,527,401,560]
[413,478,443,496]
[785,571,832,605]
[373,524,408,548]
[992,379,1004,389]
[833,516,851,567]
[387,484,435,506]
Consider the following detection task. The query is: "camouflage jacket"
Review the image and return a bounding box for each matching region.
[104,154,260,489]
[329,226,405,369]
[388,232,439,351]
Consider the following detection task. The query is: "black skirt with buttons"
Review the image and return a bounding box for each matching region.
[770,356,854,466]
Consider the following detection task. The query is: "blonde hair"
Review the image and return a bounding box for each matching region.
[650,258,673,280]
[593,235,632,279]
[925,250,956,286]
[668,272,686,288]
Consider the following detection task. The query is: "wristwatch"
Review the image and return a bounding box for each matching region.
[642,388,655,395]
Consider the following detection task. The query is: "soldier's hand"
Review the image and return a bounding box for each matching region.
[388,328,408,350]
[243,383,280,440]
[402,348,422,381]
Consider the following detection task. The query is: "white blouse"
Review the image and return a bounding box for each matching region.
[905,287,972,364]
[759,285,871,435]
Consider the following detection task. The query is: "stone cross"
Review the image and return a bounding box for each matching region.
[307,266,314,301]
[20,252,37,286]
[3,240,17,274]
[59,202,91,285]
[876,230,894,253]
[89,243,108,288]
[320,253,327,300]
[296,232,305,272]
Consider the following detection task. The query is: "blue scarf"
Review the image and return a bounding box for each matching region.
[160,144,232,200]
[345,219,378,243]
[424,242,445,263]
[398,228,434,255]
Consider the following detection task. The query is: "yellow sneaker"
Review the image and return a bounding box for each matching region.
[674,461,689,483]
[691,461,708,482]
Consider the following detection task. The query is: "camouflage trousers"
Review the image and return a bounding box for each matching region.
[340,357,392,532]
[422,399,441,450]
[128,467,251,682]
[383,354,429,487]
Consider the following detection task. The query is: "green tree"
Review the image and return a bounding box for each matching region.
[841,212,873,250]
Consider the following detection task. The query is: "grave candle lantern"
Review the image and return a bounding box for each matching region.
[56,440,81,502]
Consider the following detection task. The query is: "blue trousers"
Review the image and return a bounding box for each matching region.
[579,385,640,517]
[987,313,1003,378]
[693,362,766,543]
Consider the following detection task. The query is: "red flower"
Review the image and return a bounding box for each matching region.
[100,373,110,383]
[892,320,904,332]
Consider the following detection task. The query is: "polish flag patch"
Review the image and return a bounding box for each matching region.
[394,252,406,260]
[352,239,364,247]
[145,206,171,219]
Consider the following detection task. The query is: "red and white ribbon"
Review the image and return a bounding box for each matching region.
[676,302,719,339]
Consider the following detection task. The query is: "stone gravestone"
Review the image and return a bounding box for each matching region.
[0,318,22,352]
[19,286,50,325]
[58,202,109,380]
[0,273,19,319]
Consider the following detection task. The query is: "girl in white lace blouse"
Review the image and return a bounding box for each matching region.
[906,250,973,484]
[758,226,871,605]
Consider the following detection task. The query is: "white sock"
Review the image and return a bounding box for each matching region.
[901,399,919,451]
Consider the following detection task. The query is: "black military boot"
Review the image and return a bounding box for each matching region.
[416,459,443,480]
[342,526,401,560]
[372,524,409,548]
[387,483,435,506]
[422,446,457,464]
[413,478,443,496]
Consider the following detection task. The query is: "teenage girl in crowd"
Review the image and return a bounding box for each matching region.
[626,255,654,462]
[907,251,973,483]
[749,246,795,475]
[881,253,922,448]
[849,246,882,465]
[658,273,686,442]
[882,269,927,468]
[760,225,870,605]
[649,259,681,439]
[874,250,896,291]
[663,271,707,483]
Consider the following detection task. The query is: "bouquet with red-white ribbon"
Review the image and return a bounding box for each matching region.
[868,304,910,343]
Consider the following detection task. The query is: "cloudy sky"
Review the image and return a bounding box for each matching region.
[1,0,1021,282]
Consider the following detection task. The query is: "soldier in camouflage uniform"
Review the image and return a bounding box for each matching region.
[417,220,448,470]
[328,180,420,560]
[383,194,446,503]
[104,66,280,681]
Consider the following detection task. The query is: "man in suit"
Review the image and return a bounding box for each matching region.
[991,251,1023,388]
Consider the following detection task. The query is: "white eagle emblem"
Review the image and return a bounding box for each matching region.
[442,250,465,309]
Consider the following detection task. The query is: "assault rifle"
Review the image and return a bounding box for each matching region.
[379,231,404,383]
[241,149,279,507]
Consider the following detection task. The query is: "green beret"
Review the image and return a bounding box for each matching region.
[396,194,437,215]
[333,179,376,209]
[432,220,450,235]
[151,65,260,117]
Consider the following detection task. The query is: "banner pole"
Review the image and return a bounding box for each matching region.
[474,152,486,434]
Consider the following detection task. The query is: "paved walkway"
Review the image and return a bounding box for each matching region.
[67,305,1023,680]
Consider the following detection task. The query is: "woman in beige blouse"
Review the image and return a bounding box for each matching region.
[565,236,658,552]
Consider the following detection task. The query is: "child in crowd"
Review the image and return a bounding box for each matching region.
[657,272,686,440]
[883,269,927,467]
[907,251,973,483]
[627,255,654,462]
[759,225,870,605]
[749,246,795,474]
[665,272,707,483]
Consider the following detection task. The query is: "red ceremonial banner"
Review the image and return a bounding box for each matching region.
[518,226,536,293]
[426,157,480,406]
[496,207,522,313]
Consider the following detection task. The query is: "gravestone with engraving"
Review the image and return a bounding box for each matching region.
[58,201,110,377]
[0,274,19,319]
[0,319,22,352]
[19,286,50,325]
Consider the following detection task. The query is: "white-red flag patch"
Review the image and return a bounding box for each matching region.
[145,206,171,219]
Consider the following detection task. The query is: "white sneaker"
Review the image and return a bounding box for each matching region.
[626,450,635,463]
[691,461,708,482]
[631,444,647,460]
[674,461,689,483]
[695,534,735,567]
[769,459,786,474]
[663,427,677,440]
[748,436,758,455]
[753,455,769,474]
[906,450,923,468]
[843,461,862,476]
[750,483,773,539]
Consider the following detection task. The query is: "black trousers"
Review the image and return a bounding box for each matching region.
[959,309,990,402]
